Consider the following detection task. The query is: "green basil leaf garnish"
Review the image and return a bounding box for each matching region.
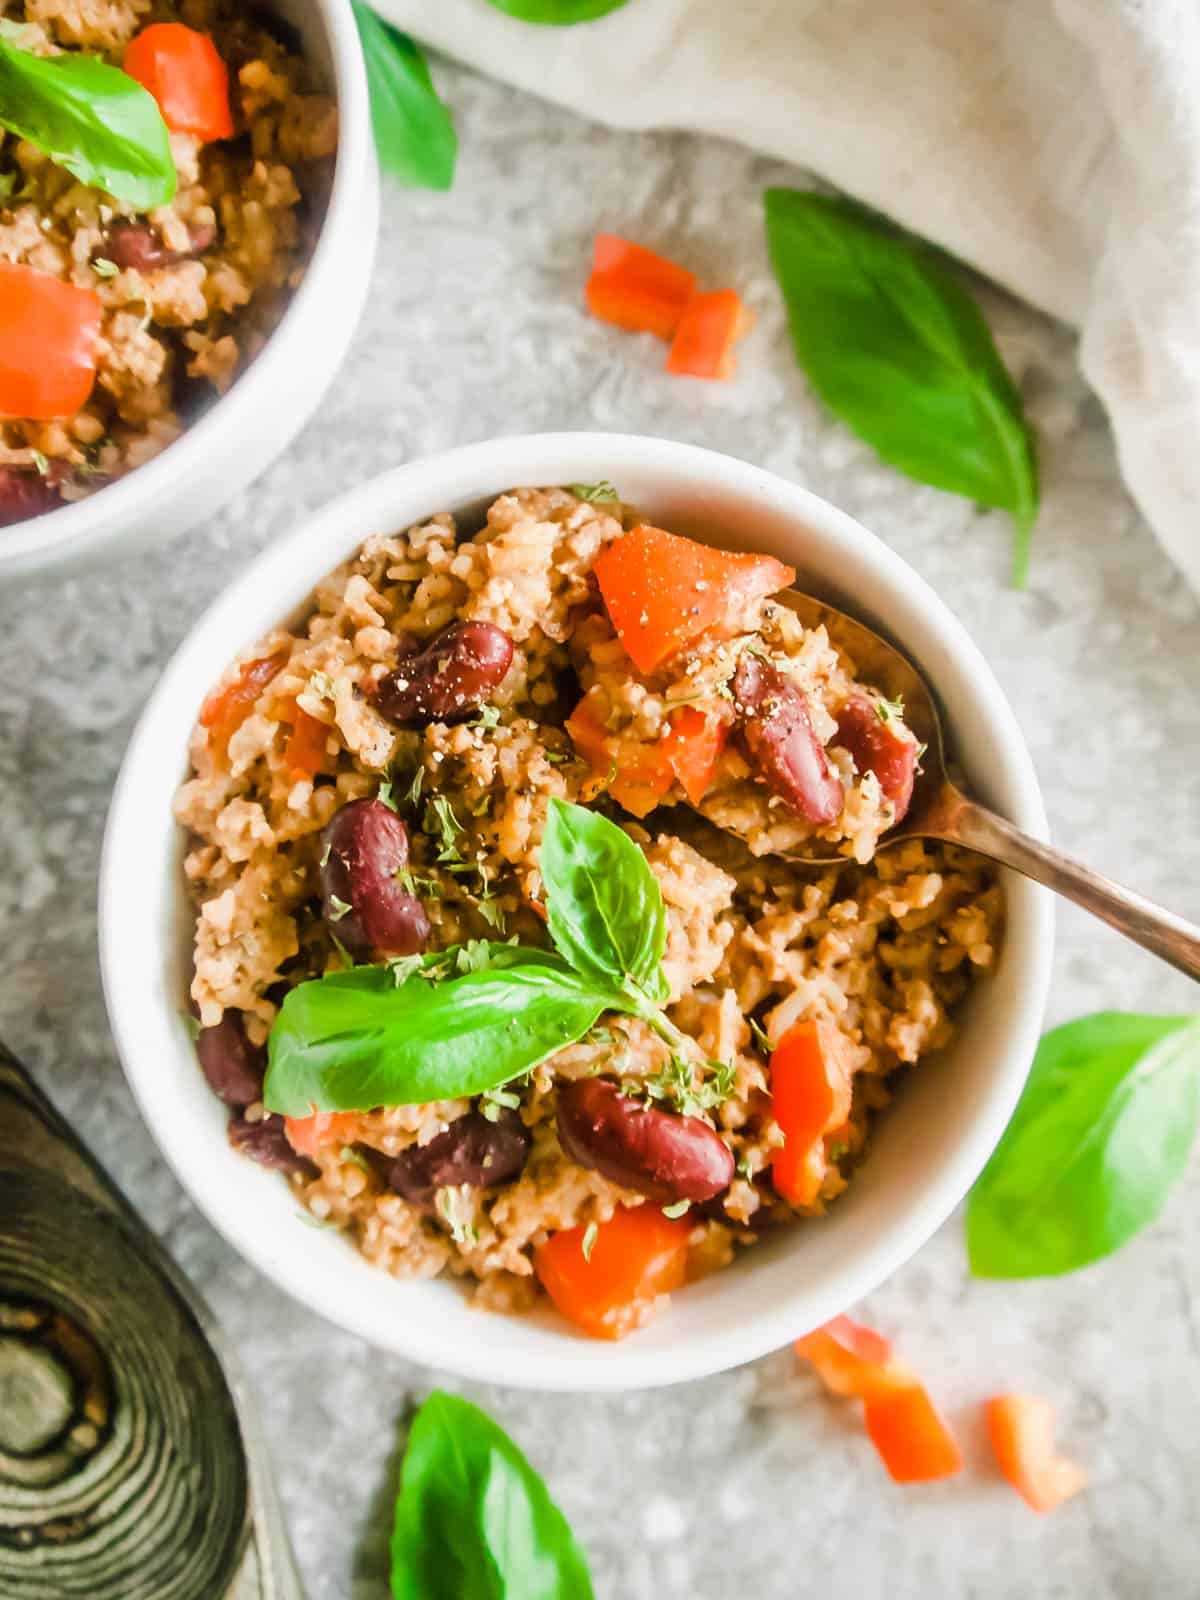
[967,1012,1200,1279]
[392,1391,595,1600]
[483,0,628,23]
[541,796,668,1004]
[263,945,612,1114]
[351,3,456,189]
[764,188,1039,585]
[0,35,175,209]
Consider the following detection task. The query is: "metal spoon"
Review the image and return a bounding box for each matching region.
[738,591,1200,982]
[0,1041,306,1599]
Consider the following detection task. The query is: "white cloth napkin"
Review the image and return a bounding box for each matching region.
[377,0,1200,593]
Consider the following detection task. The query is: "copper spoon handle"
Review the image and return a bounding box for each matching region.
[0,1043,307,1599]
[929,786,1200,983]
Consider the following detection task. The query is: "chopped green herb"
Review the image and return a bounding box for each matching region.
[635,1054,736,1119]
[377,776,397,812]
[749,1017,772,1053]
[91,256,119,278]
[327,894,352,923]
[827,1141,848,1163]
[180,1010,201,1042]
[662,1200,691,1219]
[386,953,427,987]
[405,763,426,808]
[468,792,492,817]
[480,1085,521,1123]
[435,1184,477,1247]
[545,748,574,765]
[466,703,502,729]
[735,1152,756,1180]
[426,794,464,863]
[30,448,48,476]
[395,866,441,897]
[568,479,619,503]
[476,894,507,933]
[339,1144,373,1173]
[876,694,905,725]
[329,932,355,968]
[310,671,336,700]
[319,842,331,867]
[581,1220,599,1261]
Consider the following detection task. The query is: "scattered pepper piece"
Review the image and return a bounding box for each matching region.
[666,288,750,379]
[585,234,696,339]
[985,1394,1087,1512]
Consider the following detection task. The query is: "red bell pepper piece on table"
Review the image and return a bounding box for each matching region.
[985,1394,1087,1512]
[585,234,696,340]
[665,288,750,379]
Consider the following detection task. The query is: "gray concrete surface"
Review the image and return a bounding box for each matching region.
[2,57,1199,1600]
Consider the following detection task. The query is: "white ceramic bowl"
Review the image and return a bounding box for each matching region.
[0,0,377,584]
[100,434,1054,1391]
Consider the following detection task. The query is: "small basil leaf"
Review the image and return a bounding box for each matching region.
[351,3,456,189]
[392,1391,595,1600]
[967,1012,1200,1279]
[541,798,667,1000]
[764,188,1039,585]
[0,36,175,208]
[263,945,612,1114]
[484,0,628,22]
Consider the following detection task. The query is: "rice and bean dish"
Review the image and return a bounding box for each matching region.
[0,0,336,525]
[175,487,1002,1341]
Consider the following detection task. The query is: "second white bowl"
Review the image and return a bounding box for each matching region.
[99,433,1054,1391]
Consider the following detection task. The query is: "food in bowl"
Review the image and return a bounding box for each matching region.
[0,0,336,526]
[174,486,1002,1340]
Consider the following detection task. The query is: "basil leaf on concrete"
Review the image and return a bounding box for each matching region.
[0,35,175,208]
[764,188,1039,584]
[392,1391,595,1600]
[484,0,628,23]
[263,946,611,1114]
[967,1012,1200,1278]
[541,797,668,1004]
[352,3,456,189]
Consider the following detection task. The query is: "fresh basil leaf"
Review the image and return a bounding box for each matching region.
[0,36,175,208]
[263,944,612,1114]
[392,1391,595,1600]
[764,189,1039,585]
[541,798,668,1004]
[351,3,456,189]
[484,0,628,23]
[967,1012,1200,1279]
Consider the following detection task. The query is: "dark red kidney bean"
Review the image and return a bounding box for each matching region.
[557,1078,734,1205]
[196,1010,266,1107]
[834,691,916,822]
[370,621,513,727]
[0,469,63,526]
[101,220,170,272]
[730,654,844,826]
[385,1108,531,1211]
[320,798,431,960]
[228,1112,318,1178]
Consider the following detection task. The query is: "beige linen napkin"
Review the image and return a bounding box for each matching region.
[377,0,1200,592]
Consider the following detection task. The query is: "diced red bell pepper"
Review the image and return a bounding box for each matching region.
[769,1020,853,1206]
[535,1205,691,1341]
[283,702,329,780]
[0,264,100,420]
[200,649,288,759]
[585,234,696,340]
[795,1314,912,1398]
[124,23,234,142]
[565,696,671,816]
[665,288,750,379]
[985,1394,1087,1512]
[661,704,728,805]
[284,1110,359,1162]
[864,1383,964,1483]
[594,524,794,675]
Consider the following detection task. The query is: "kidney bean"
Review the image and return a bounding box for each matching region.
[730,654,844,825]
[385,1107,531,1210]
[834,691,916,822]
[320,798,431,960]
[196,1010,266,1107]
[0,468,63,526]
[101,221,171,272]
[370,621,513,727]
[228,1112,318,1178]
[557,1078,734,1205]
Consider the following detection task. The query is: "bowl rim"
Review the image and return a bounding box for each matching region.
[99,432,1055,1390]
[0,0,372,572]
